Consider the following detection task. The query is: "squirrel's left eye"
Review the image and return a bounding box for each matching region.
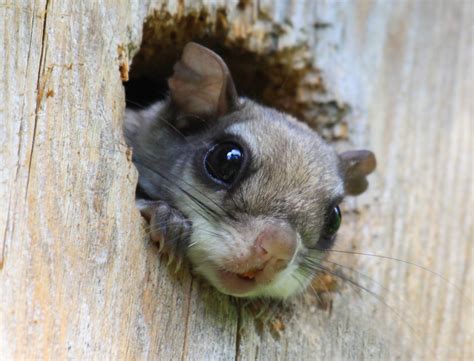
[204,142,244,185]
[317,205,342,250]
[324,206,342,237]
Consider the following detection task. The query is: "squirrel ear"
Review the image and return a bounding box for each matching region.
[339,150,377,195]
[168,42,238,118]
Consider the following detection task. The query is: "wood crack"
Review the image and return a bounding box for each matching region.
[234,305,242,361]
[24,0,51,199]
[180,277,194,361]
[1,0,41,271]
[15,0,37,179]
[0,193,12,270]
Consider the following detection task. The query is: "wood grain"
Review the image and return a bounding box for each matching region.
[1,0,471,360]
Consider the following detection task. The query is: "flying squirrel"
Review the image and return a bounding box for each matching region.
[124,42,376,298]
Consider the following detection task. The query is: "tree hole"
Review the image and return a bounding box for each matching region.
[124,7,349,140]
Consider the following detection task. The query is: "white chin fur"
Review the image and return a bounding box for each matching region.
[186,223,310,299]
[176,173,311,299]
[192,259,310,299]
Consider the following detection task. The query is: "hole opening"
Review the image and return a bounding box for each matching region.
[124,8,348,140]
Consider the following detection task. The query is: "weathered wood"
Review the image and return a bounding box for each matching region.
[1,0,471,360]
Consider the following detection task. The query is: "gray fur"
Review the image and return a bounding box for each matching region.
[124,98,346,298]
[123,42,374,298]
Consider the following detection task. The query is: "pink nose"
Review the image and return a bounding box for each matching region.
[250,224,297,282]
[256,225,296,262]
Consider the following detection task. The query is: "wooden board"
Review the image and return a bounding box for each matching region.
[1,0,472,359]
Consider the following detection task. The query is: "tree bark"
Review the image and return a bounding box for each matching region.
[1,0,471,360]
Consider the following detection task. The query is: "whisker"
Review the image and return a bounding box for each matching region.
[290,272,309,294]
[299,261,436,357]
[135,161,221,220]
[143,221,221,239]
[321,258,403,299]
[125,99,153,110]
[318,247,471,303]
[313,257,431,331]
[134,158,235,221]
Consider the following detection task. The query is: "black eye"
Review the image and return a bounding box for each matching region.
[325,206,342,237]
[317,206,342,250]
[204,142,244,184]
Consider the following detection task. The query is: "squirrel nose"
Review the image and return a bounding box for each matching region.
[254,224,297,276]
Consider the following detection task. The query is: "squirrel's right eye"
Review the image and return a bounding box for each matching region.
[204,142,244,185]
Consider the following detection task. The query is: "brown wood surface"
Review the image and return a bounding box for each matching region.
[1,0,472,360]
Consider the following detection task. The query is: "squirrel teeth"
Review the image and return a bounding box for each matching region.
[237,268,263,280]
